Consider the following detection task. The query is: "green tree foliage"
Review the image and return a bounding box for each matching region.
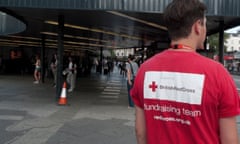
[207,33,230,54]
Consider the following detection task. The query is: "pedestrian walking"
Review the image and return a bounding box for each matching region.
[33,54,41,84]
[126,54,138,108]
[50,53,57,87]
[66,56,77,92]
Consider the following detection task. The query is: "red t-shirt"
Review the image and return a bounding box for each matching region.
[131,50,240,144]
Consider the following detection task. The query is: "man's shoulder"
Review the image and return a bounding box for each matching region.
[133,61,138,65]
[125,62,130,68]
[142,52,163,64]
[196,53,223,67]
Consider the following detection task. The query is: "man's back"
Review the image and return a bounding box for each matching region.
[131,50,240,144]
[132,0,240,143]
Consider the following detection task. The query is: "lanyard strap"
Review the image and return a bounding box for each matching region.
[170,44,193,50]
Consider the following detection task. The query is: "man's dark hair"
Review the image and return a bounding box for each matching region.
[128,54,135,61]
[163,0,207,40]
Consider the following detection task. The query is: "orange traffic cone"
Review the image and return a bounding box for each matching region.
[58,81,67,105]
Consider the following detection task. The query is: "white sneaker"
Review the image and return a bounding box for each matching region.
[33,81,39,84]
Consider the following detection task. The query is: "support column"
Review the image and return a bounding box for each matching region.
[218,21,224,64]
[56,15,64,100]
[99,33,103,74]
[100,47,103,74]
[41,34,45,83]
[141,37,145,63]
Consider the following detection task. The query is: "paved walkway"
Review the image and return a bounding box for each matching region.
[1,68,240,144]
[0,67,136,144]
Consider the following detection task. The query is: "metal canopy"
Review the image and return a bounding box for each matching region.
[0,11,26,35]
[0,0,239,51]
[0,0,239,16]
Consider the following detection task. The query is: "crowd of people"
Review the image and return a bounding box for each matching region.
[31,53,120,93]
[32,54,78,92]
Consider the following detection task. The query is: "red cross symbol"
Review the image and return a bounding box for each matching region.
[149,81,158,92]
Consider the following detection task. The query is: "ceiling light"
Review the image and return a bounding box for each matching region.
[44,20,141,40]
[108,11,167,31]
[7,35,41,41]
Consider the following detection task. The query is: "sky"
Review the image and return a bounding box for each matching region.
[225,26,240,33]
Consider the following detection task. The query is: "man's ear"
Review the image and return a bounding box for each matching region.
[194,21,200,35]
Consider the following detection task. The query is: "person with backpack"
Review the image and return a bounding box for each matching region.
[126,54,139,108]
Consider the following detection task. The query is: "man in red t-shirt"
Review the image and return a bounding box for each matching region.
[131,0,240,144]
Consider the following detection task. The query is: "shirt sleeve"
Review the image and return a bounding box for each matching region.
[218,66,240,118]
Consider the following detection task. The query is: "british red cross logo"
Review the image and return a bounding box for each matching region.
[149,81,158,92]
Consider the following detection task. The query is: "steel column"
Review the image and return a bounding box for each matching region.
[41,34,45,83]
[56,15,64,100]
[218,21,224,64]
[99,33,103,74]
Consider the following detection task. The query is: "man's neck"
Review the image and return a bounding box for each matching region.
[171,39,196,51]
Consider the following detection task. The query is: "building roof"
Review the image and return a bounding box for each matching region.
[0,0,239,51]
